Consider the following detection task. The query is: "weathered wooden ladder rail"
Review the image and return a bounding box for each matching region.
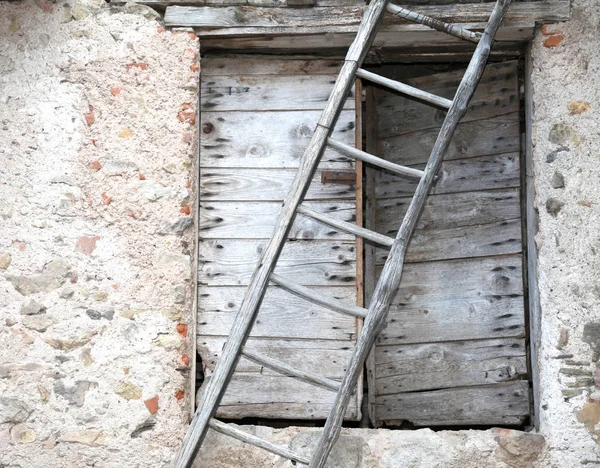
[174,0,512,466]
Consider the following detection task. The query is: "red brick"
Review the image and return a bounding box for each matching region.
[544,35,564,47]
[188,33,197,41]
[75,236,101,256]
[101,193,112,205]
[144,396,159,415]
[176,323,188,337]
[89,160,102,171]
[157,27,166,33]
[84,105,95,126]
[190,64,199,72]
[181,355,190,366]
[138,173,146,181]
[110,87,122,96]
[175,390,185,401]
[35,0,53,12]
[127,209,142,219]
[180,205,191,215]
[126,63,148,71]
[182,132,193,144]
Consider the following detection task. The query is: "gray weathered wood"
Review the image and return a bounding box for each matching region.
[524,46,541,430]
[201,56,344,76]
[309,1,513,464]
[198,286,357,339]
[270,273,367,318]
[199,201,355,240]
[241,348,341,391]
[201,74,355,112]
[165,2,569,29]
[199,168,355,201]
[375,381,530,427]
[208,419,310,465]
[327,138,424,178]
[200,110,355,169]
[375,152,521,198]
[356,68,453,109]
[374,338,528,394]
[386,3,481,43]
[176,0,383,460]
[297,205,394,247]
[198,239,356,286]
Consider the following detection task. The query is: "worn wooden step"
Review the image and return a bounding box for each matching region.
[241,348,341,392]
[208,419,310,465]
[327,138,423,179]
[270,273,367,319]
[386,3,482,43]
[356,68,453,109]
[297,205,394,247]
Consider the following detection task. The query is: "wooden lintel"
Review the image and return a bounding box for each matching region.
[165,2,570,29]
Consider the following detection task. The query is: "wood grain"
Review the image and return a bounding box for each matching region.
[374,337,528,394]
[374,381,530,426]
[201,74,355,111]
[199,201,355,240]
[197,285,358,339]
[200,110,355,169]
[199,168,355,201]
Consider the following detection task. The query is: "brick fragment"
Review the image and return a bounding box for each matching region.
[144,396,159,415]
[101,193,112,205]
[75,236,101,256]
[110,87,122,96]
[544,35,564,47]
[175,390,185,401]
[180,205,191,215]
[84,106,95,126]
[176,323,188,337]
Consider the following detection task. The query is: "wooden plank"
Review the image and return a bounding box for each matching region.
[197,22,535,52]
[374,337,528,394]
[198,239,356,286]
[197,337,360,420]
[375,152,521,198]
[200,110,355,169]
[201,74,355,111]
[199,168,355,201]
[165,2,570,28]
[376,189,522,234]
[201,56,344,76]
[373,189,523,263]
[374,61,519,136]
[199,201,355,240]
[198,285,358,339]
[377,114,520,165]
[376,254,525,346]
[374,381,530,426]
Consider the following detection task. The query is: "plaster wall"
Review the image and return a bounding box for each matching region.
[0,1,198,466]
[1,0,599,466]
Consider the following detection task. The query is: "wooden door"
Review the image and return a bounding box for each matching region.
[364,60,531,427]
[197,55,362,421]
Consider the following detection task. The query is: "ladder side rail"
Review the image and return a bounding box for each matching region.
[308,0,513,466]
[173,1,391,466]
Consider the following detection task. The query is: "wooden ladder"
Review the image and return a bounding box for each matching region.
[175,0,512,466]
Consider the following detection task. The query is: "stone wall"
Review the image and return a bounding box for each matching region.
[0,1,199,466]
[1,0,600,466]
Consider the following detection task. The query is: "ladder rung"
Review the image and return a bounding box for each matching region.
[387,3,482,44]
[241,348,341,392]
[270,273,368,319]
[327,138,424,179]
[297,205,394,247]
[209,419,310,465]
[356,68,453,109]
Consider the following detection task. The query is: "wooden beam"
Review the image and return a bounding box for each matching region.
[165,2,570,28]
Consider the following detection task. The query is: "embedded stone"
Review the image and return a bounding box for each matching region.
[548,123,575,145]
[102,160,138,176]
[290,431,368,468]
[155,335,184,350]
[568,101,591,115]
[0,397,32,423]
[546,198,564,217]
[121,2,161,19]
[173,285,186,304]
[550,172,565,189]
[7,258,71,295]
[161,307,182,321]
[0,251,11,270]
[114,382,142,400]
[20,299,46,315]
[60,287,74,299]
[159,217,193,235]
[75,236,101,256]
[583,323,600,350]
[546,146,570,163]
[54,380,95,407]
[44,334,92,350]
[59,429,105,446]
[22,314,57,332]
[86,309,102,320]
[492,428,545,468]
[11,424,36,444]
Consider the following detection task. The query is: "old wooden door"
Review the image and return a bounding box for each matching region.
[364,60,531,427]
[197,55,363,421]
